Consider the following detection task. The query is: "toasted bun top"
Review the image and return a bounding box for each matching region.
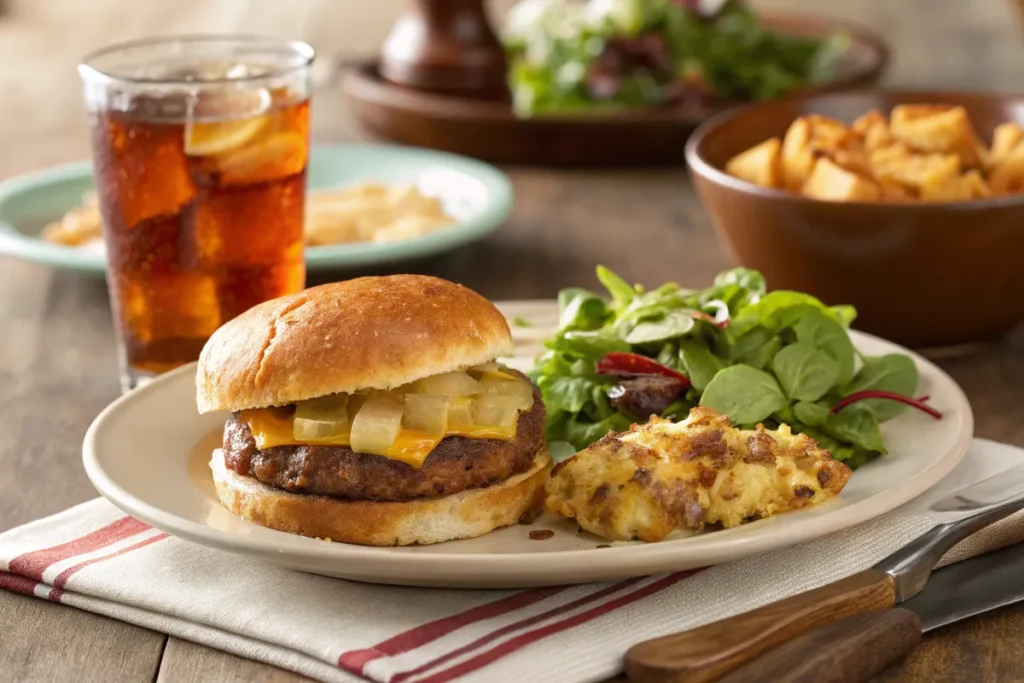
[196,275,513,413]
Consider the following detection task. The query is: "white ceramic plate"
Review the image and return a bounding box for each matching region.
[83,301,973,588]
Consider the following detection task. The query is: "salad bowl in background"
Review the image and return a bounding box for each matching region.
[345,12,888,166]
[686,90,1024,351]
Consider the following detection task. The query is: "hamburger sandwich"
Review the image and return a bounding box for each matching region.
[196,275,551,546]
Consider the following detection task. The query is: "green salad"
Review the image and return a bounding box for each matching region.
[504,0,849,117]
[532,266,941,468]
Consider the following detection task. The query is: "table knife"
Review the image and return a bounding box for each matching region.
[623,461,1024,683]
[713,538,1024,683]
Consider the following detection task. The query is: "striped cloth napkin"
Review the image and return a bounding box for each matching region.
[2,438,1023,683]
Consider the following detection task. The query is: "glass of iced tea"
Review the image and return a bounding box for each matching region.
[78,36,313,391]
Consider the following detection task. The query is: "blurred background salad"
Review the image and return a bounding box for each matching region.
[505,0,850,116]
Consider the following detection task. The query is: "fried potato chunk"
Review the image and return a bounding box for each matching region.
[545,407,852,542]
[870,145,961,191]
[851,109,894,151]
[920,169,992,202]
[890,104,982,167]
[780,115,855,192]
[724,137,782,188]
[803,158,880,202]
[989,122,1024,167]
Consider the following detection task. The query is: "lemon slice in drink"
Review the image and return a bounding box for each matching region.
[185,115,269,156]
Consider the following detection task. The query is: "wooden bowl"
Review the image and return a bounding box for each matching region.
[344,14,889,167]
[686,90,1024,350]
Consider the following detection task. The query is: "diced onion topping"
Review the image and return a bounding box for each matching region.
[473,394,522,427]
[468,361,500,374]
[447,396,476,428]
[350,391,404,455]
[478,375,534,411]
[293,393,350,441]
[414,371,480,397]
[402,394,449,436]
[281,364,535,452]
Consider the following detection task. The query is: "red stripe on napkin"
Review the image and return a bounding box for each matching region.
[0,570,40,597]
[391,577,646,683]
[48,533,171,602]
[415,571,694,683]
[7,516,150,581]
[339,585,571,674]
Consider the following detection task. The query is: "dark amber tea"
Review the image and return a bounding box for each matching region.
[79,37,314,389]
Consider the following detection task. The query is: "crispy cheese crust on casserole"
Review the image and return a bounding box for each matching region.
[545,406,852,542]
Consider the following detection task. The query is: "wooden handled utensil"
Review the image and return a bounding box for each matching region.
[624,461,1024,683]
[715,609,922,683]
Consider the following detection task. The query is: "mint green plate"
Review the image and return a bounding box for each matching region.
[0,144,513,275]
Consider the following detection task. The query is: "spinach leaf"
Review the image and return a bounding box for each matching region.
[740,336,781,371]
[823,408,886,454]
[661,398,695,421]
[734,291,854,335]
[793,400,831,427]
[727,327,771,362]
[615,285,691,332]
[829,305,857,329]
[557,288,609,332]
[775,404,795,424]
[700,267,767,315]
[840,449,877,469]
[656,343,679,368]
[537,375,601,414]
[624,309,695,344]
[838,354,919,422]
[771,342,839,401]
[560,413,634,451]
[548,441,578,464]
[679,339,724,392]
[555,329,630,359]
[700,365,788,425]
[714,267,767,296]
[793,309,855,385]
[596,265,637,310]
[725,327,780,370]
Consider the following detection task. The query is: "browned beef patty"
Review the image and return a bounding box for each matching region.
[223,378,546,502]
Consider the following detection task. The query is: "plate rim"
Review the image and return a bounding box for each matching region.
[0,143,514,273]
[81,309,974,583]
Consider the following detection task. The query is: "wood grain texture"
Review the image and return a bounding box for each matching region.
[0,591,165,683]
[624,570,896,683]
[717,609,922,683]
[873,603,1024,683]
[156,638,313,683]
[0,1,1023,683]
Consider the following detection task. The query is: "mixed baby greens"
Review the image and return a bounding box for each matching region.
[504,0,849,117]
[533,266,936,468]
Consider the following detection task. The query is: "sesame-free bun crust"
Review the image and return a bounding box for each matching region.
[196,275,513,413]
[210,448,551,546]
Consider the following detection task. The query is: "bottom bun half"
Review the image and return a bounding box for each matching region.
[210,448,552,546]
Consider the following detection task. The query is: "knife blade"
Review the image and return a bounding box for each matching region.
[902,535,1024,632]
[623,462,1024,683]
[714,539,1024,683]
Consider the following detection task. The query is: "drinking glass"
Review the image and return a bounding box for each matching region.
[79,36,314,391]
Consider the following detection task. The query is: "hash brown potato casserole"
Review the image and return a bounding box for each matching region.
[545,406,852,542]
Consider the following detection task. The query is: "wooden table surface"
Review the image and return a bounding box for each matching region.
[3,1,1024,681]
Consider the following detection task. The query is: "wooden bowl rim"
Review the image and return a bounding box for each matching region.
[343,12,890,128]
[685,88,1024,210]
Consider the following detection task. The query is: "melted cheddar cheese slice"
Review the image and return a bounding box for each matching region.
[239,408,518,469]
